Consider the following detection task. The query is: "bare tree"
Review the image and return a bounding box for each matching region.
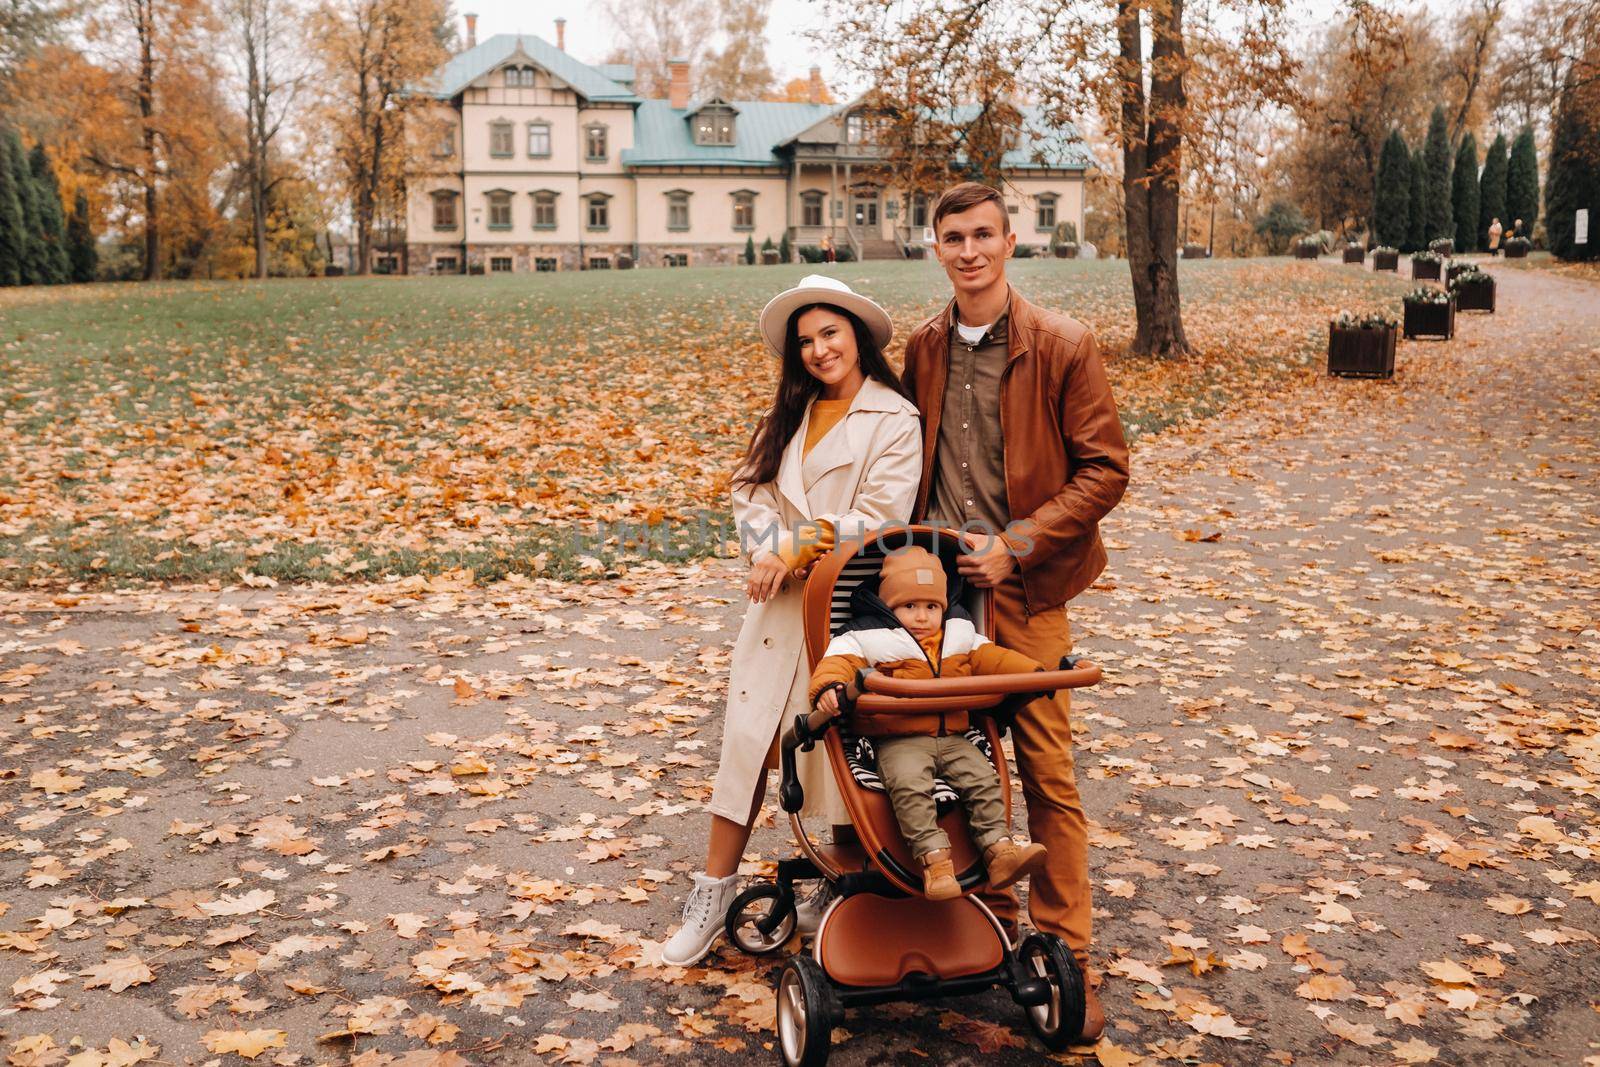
[1443,0,1505,145]
[700,0,777,99]
[599,0,717,99]
[821,0,1297,358]
[223,0,309,278]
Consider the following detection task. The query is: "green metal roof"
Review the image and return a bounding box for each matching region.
[426,34,638,102]
[622,99,834,167]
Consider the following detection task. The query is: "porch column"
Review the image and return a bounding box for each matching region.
[829,161,837,242]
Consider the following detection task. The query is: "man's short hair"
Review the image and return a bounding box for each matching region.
[932,181,1010,236]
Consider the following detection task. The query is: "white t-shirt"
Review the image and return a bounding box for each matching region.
[955,321,991,345]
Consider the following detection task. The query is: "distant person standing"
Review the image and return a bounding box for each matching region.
[821,234,836,265]
[1513,218,1525,240]
[1488,218,1504,256]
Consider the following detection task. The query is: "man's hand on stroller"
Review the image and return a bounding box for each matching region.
[955,529,1018,588]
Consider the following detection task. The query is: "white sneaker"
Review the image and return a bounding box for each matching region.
[795,880,838,935]
[661,873,739,967]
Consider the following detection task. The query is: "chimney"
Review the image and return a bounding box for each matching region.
[808,65,824,105]
[555,17,566,51]
[464,12,477,49]
[668,58,690,109]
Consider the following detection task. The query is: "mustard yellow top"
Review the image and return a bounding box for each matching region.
[804,398,851,457]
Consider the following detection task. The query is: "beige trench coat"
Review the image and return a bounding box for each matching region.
[708,376,922,825]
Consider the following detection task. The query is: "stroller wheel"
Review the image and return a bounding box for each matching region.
[726,883,797,955]
[1019,932,1086,1050]
[776,956,835,1067]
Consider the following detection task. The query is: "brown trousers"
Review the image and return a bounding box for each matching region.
[983,574,1092,966]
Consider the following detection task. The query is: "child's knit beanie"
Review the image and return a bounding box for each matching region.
[879,546,948,610]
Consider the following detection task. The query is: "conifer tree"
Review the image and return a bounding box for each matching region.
[1423,106,1453,242]
[1373,129,1410,249]
[0,130,21,286]
[1452,133,1480,253]
[1478,132,1508,250]
[1546,78,1600,261]
[4,129,43,284]
[28,144,69,284]
[1407,148,1428,252]
[1505,126,1539,239]
[67,191,97,282]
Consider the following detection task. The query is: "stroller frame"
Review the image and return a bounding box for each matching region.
[722,526,1104,1066]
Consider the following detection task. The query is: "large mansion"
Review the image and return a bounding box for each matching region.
[397,21,1092,274]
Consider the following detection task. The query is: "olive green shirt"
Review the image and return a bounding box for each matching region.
[927,304,1011,535]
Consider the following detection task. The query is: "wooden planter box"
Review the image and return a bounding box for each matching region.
[1454,276,1496,312]
[1373,250,1399,272]
[1328,324,1397,379]
[1183,244,1210,259]
[1053,244,1078,259]
[1411,257,1442,281]
[1342,246,1365,264]
[1403,297,1456,340]
[1294,243,1320,259]
[760,249,781,265]
[1504,240,1529,259]
[1429,238,1455,256]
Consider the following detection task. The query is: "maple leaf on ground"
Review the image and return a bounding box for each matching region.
[201,1030,286,1060]
[1391,1037,1440,1063]
[1095,1040,1150,1066]
[937,1010,1027,1052]
[566,989,620,1012]
[1323,1014,1385,1047]
[1296,974,1357,1001]
[1485,894,1531,915]
[1187,1011,1251,1039]
[80,956,156,993]
[1420,959,1476,985]
[199,889,276,917]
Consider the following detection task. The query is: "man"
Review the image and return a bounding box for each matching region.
[901,181,1129,1040]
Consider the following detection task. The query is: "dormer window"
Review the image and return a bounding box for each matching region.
[844,110,886,145]
[505,66,535,87]
[694,105,736,146]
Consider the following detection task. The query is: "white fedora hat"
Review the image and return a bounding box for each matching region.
[757,274,893,358]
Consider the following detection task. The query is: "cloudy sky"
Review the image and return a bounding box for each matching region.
[460,0,1363,94]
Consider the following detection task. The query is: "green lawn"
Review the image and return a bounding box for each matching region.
[0,257,1412,587]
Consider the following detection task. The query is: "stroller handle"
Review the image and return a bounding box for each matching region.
[859,659,1103,698]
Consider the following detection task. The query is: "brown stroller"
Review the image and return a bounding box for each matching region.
[722,526,1103,1066]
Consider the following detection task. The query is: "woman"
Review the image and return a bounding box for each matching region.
[662,275,921,967]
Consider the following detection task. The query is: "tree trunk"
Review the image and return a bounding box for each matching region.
[136,0,161,281]
[1118,0,1190,358]
[247,9,268,280]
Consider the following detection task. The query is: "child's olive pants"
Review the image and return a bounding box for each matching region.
[875,733,1009,858]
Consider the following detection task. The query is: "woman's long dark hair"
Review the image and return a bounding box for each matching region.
[734,302,913,489]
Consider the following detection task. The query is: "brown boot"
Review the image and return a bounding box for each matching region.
[984,838,1048,891]
[920,848,960,901]
[1080,969,1106,1041]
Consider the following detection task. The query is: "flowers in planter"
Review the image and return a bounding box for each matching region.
[1504,236,1531,250]
[1448,267,1492,288]
[1411,250,1443,264]
[1373,245,1399,256]
[1296,236,1321,248]
[1332,310,1398,330]
[1404,286,1451,304]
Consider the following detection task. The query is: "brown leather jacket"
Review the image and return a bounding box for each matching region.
[902,288,1130,613]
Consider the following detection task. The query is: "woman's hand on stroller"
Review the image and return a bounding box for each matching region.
[747,550,788,603]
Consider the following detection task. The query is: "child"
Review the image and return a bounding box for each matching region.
[808,545,1048,900]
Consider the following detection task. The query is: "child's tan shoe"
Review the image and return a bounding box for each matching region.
[920,849,960,901]
[984,838,1048,890]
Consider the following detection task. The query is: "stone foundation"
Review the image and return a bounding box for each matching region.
[634,244,748,268]
[401,242,764,273]
[407,243,467,275]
